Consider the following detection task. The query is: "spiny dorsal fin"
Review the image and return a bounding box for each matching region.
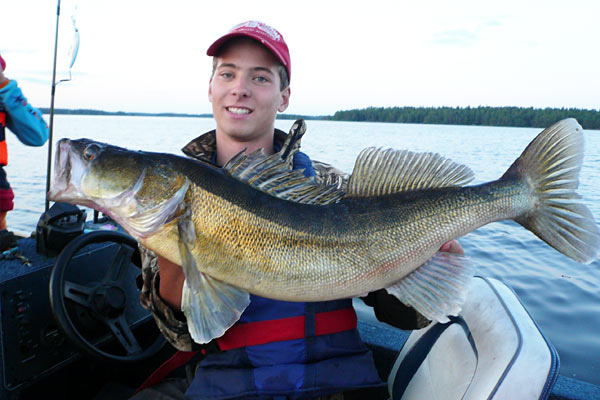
[346,147,475,197]
[223,149,344,205]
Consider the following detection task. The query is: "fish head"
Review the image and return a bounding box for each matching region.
[49,138,146,206]
[49,138,189,238]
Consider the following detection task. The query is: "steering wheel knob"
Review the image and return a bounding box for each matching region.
[92,286,127,318]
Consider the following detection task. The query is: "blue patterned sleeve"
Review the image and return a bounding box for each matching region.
[0,80,49,146]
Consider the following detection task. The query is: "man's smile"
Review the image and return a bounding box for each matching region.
[227,106,252,115]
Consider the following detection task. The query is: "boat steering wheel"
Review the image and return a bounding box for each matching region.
[49,230,166,362]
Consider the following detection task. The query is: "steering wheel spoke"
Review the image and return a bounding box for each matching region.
[105,314,143,355]
[103,242,136,285]
[63,280,95,308]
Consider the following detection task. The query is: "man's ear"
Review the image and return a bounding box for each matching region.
[278,87,291,112]
[208,78,213,103]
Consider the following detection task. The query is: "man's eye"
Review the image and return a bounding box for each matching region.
[220,72,233,79]
[255,76,269,83]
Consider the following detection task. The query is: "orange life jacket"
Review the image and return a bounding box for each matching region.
[0,110,7,166]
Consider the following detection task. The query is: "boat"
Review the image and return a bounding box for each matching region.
[0,202,598,399]
[1,3,596,397]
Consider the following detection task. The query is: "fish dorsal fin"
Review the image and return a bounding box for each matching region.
[346,147,475,197]
[223,149,344,205]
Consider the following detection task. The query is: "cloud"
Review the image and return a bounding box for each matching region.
[0,48,39,56]
[432,29,479,46]
[432,19,503,47]
[19,77,51,85]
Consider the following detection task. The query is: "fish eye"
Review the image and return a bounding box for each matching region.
[83,143,102,161]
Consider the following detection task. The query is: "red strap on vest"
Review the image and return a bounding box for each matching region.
[132,350,199,396]
[217,307,357,350]
[132,307,357,395]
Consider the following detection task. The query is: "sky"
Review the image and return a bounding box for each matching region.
[1,0,599,116]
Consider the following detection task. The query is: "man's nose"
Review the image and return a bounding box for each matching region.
[231,77,251,98]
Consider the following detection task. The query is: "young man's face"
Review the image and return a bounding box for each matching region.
[209,38,290,146]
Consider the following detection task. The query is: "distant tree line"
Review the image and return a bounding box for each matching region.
[328,106,600,129]
[40,108,328,121]
[40,106,600,129]
[40,108,212,118]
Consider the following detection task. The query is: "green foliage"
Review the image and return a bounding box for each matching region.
[328,106,600,129]
[39,106,600,130]
[39,108,212,118]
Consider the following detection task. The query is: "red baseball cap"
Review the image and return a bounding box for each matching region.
[0,54,5,71]
[207,21,291,81]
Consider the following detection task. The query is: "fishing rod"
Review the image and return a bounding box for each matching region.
[45,0,79,212]
[44,1,61,213]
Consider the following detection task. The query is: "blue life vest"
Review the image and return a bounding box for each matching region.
[185,151,383,399]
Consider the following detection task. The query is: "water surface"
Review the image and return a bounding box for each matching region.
[6,115,599,385]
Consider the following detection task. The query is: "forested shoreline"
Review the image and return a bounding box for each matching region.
[41,106,600,129]
[328,106,600,129]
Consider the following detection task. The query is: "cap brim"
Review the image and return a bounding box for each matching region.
[206,32,288,68]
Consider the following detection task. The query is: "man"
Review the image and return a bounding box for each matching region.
[0,54,49,233]
[135,21,462,400]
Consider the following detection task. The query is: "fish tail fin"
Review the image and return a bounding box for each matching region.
[503,118,599,263]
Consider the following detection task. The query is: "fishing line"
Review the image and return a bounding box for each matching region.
[62,4,79,84]
[45,0,80,212]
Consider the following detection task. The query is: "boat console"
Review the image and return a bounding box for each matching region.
[0,204,167,399]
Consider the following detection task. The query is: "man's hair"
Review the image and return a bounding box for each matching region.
[210,38,290,92]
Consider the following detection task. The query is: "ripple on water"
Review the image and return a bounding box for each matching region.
[7,117,600,386]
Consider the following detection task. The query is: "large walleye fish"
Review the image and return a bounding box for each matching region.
[48,119,599,344]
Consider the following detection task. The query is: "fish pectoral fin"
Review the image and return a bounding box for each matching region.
[175,216,249,344]
[176,207,197,245]
[385,252,473,323]
[176,211,202,294]
[181,274,250,344]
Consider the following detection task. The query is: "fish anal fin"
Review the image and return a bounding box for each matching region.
[385,252,474,323]
[346,147,475,197]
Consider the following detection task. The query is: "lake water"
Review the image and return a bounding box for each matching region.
[5,115,600,386]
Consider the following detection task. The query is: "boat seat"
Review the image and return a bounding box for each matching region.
[388,276,559,400]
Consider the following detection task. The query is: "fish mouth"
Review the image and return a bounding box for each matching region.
[48,139,73,201]
[48,138,88,203]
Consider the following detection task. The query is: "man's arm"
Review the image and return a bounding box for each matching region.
[157,255,185,310]
[138,246,195,351]
[0,67,49,146]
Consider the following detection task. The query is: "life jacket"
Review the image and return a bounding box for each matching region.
[0,109,7,166]
[185,151,383,400]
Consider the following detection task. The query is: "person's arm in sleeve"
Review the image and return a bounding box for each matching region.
[0,76,49,147]
[138,246,197,351]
